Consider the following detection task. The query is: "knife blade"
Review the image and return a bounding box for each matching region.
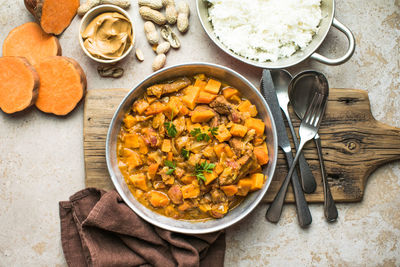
[261,69,311,227]
[260,70,293,151]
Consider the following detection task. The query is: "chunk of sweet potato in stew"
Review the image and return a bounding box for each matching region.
[253,142,269,165]
[116,74,269,220]
[147,190,170,208]
[204,79,221,94]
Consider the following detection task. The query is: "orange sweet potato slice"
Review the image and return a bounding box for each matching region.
[0,57,39,114]
[25,0,79,35]
[34,56,87,116]
[2,22,61,66]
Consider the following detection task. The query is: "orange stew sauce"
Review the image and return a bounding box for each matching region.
[117,74,269,221]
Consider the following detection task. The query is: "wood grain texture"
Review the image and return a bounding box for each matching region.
[83,88,400,203]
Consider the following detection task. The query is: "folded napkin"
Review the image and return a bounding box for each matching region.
[59,188,225,267]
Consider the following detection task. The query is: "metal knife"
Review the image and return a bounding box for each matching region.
[261,69,312,227]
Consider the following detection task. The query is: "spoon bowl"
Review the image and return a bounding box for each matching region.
[289,71,329,119]
[272,70,316,193]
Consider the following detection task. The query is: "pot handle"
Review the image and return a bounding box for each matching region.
[310,18,355,65]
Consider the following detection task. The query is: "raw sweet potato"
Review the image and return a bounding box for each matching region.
[2,22,61,66]
[25,0,79,35]
[34,56,87,115]
[0,57,39,114]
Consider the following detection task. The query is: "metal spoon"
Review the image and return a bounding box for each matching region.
[272,70,317,194]
[288,71,338,222]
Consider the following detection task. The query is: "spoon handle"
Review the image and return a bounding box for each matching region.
[283,108,317,193]
[315,135,338,222]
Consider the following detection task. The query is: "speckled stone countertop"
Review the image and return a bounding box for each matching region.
[0,0,399,266]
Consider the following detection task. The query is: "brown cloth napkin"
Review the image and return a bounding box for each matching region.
[59,188,225,267]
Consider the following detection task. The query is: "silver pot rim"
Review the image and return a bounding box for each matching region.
[196,0,355,68]
[106,62,278,234]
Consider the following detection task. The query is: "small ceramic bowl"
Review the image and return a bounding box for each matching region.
[79,4,135,64]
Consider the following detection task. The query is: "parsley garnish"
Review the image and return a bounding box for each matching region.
[190,127,214,142]
[164,121,177,138]
[181,148,189,160]
[209,127,218,136]
[164,160,176,175]
[195,162,216,182]
[190,128,201,137]
[164,111,177,138]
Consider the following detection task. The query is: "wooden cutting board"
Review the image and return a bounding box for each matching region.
[83,88,400,203]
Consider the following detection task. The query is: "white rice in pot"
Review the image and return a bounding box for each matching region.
[206,0,322,62]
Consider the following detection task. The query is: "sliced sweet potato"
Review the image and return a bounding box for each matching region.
[34,56,87,116]
[25,0,79,35]
[2,22,61,66]
[0,57,39,114]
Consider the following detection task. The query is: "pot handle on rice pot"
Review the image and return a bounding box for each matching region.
[310,18,355,65]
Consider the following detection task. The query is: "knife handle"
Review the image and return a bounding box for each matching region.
[266,148,312,227]
[266,148,300,221]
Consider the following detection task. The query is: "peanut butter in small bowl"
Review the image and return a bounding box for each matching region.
[79,5,135,63]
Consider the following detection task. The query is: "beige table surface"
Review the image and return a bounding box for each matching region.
[0,0,399,266]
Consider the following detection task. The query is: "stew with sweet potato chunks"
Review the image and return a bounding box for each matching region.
[117,74,269,220]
